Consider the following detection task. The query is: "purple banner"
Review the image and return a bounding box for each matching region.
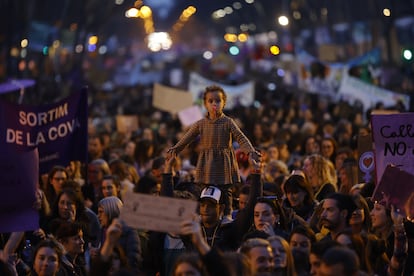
[0,89,88,174]
[0,147,39,232]
[371,113,414,184]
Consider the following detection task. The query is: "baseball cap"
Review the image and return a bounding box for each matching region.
[200,186,222,204]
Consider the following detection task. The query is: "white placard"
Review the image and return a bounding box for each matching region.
[120,192,198,233]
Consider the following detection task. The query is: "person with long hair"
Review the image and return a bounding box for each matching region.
[283,174,316,222]
[268,235,297,276]
[31,238,63,276]
[302,154,337,201]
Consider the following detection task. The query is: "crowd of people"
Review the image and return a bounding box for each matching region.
[0,79,413,276]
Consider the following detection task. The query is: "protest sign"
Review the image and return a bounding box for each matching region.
[0,147,39,232]
[120,193,198,233]
[152,83,193,114]
[116,115,139,133]
[0,89,88,174]
[371,113,414,184]
[177,105,204,127]
[372,165,414,216]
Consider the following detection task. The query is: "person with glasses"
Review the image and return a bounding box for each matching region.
[44,166,68,207]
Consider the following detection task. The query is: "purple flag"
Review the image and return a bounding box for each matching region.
[0,89,88,174]
[0,147,39,232]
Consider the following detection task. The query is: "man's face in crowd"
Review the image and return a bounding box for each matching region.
[320,199,342,231]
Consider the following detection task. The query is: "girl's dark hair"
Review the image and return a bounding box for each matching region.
[171,252,207,276]
[203,85,227,103]
[284,174,314,205]
[256,197,288,231]
[52,188,85,220]
[33,238,63,265]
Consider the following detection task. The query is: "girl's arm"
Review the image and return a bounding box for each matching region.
[168,121,201,155]
[228,118,258,156]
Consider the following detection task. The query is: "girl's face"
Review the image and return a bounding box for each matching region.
[62,230,85,257]
[302,158,314,179]
[286,189,306,207]
[349,208,365,226]
[321,140,334,159]
[58,193,76,221]
[204,91,225,117]
[33,246,59,276]
[102,179,118,198]
[254,202,277,231]
[98,206,110,227]
[269,239,287,268]
[174,262,201,276]
[51,171,67,194]
[370,203,388,229]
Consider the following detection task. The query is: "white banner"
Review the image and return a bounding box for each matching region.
[188,72,255,109]
[338,74,410,112]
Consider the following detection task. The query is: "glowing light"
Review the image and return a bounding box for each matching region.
[88,44,97,52]
[229,46,240,55]
[233,2,242,9]
[140,6,152,18]
[224,6,233,14]
[147,32,172,52]
[383,8,391,17]
[10,47,19,57]
[224,33,238,43]
[278,15,289,26]
[126,8,139,18]
[403,49,413,61]
[98,46,108,54]
[238,33,248,42]
[21,39,28,48]
[89,36,98,45]
[52,40,60,48]
[203,51,213,60]
[75,45,83,53]
[270,45,280,55]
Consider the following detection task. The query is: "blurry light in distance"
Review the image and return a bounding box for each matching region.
[98,46,108,54]
[53,40,60,48]
[147,32,172,52]
[11,47,19,57]
[233,2,242,9]
[248,23,256,31]
[224,6,233,14]
[75,44,83,53]
[140,6,152,18]
[270,45,280,55]
[293,11,301,19]
[203,51,213,60]
[42,46,48,56]
[115,0,124,5]
[88,44,96,52]
[403,49,413,61]
[224,33,237,42]
[89,36,98,45]
[238,33,248,42]
[28,60,35,70]
[126,8,139,18]
[321,8,328,16]
[267,83,277,91]
[20,48,27,58]
[268,31,277,40]
[277,68,285,77]
[245,0,254,4]
[18,60,26,71]
[383,8,391,17]
[253,101,261,108]
[240,24,249,32]
[229,46,239,55]
[21,39,28,48]
[278,15,289,26]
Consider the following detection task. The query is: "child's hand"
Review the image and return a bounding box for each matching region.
[167,148,177,159]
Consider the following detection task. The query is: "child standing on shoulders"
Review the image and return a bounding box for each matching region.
[168,85,260,221]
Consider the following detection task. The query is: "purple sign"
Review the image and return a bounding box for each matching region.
[0,89,88,174]
[371,113,414,184]
[0,147,39,232]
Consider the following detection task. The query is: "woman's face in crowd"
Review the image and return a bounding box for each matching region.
[302,158,314,179]
[58,193,76,221]
[289,233,311,255]
[254,202,277,231]
[51,171,67,194]
[349,208,365,226]
[62,230,85,257]
[33,246,59,276]
[102,179,118,198]
[269,238,287,268]
[370,203,388,229]
[98,206,110,227]
[174,262,201,276]
[286,188,306,208]
[321,140,334,159]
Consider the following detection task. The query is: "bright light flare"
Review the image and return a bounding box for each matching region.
[147,32,172,52]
